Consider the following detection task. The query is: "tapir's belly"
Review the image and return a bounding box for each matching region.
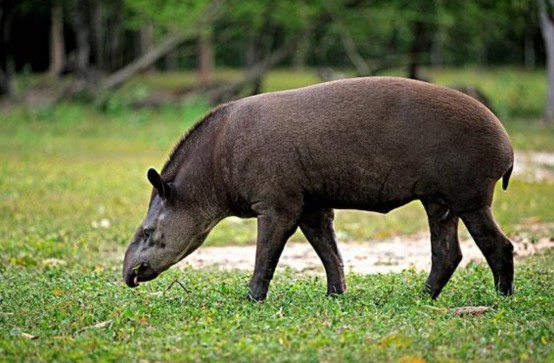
[299,163,424,213]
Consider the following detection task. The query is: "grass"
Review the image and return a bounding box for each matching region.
[1,67,554,362]
[2,253,554,362]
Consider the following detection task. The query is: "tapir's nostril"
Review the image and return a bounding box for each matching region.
[125,262,158,288]
[125,262,145,288]
[125,269,139,288]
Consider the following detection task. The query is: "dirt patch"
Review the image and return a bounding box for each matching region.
[179,230,554,275]
[514,151,554,182]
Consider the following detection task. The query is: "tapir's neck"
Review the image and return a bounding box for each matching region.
[169,106,231,222]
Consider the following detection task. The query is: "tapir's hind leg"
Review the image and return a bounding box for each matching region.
[423,201,463,299]
[460,206,514,295]
[299,208,346,295]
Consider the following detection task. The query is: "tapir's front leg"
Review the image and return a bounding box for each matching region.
[247,205,300,301]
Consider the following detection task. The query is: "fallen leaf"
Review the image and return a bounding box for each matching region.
[521,216,541,225]
[421,305,449,314]
[452,306,493,317]
[52,289,64,296]
[398,355,427,363]
[53,336,74,341]
[21,333,39,340]
[99,218,111,228]
[91,218,111,229]
[42,258,67,267]
[378,333,412,348]
[74,320,113,336]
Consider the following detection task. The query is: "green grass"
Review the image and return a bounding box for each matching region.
[2,252,554,362]
[1,68,554,362]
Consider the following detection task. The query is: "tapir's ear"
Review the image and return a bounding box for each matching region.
[147,168,172,200]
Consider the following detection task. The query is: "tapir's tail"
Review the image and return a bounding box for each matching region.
[502,163,513,191]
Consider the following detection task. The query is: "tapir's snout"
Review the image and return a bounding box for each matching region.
[122,242,160,288]
[123,260,160,288]
[124,267,140,288]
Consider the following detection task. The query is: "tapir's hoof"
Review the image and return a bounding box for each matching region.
[422,282,442,300]
[326,288,346,298]
[326,284,347,296]
[497,283,514,296]
[244,290,266,302]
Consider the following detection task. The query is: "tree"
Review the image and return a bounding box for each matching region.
[0,0,15,98]
[214,0,322,98]
[49,0,65,76]
[1,0,549,108]
[72,0,91,77]
[92,0,223,104]
[197,28,214,85]
[539,0,554,122]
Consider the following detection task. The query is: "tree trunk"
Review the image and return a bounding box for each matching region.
[106,0,123,71]
[246,33,264,69]
[164,49,179,70]
[99,0,221,89]
[206,36,304,104]
[539,0,554,122]
[524,22,536,70]
[73,0,91,77]
[0,0,15,98]
[94,31,198,106]
[197,29,214,85]
[245,33,266,95]
[408,20,427,80]
[139,23,155,72]
[293,34,310,71]
[49,1,65,76]
[325,1,369,77]
[91,1,104,71]
[61,0,224,106]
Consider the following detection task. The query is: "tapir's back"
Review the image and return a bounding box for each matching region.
[222,77,513,214]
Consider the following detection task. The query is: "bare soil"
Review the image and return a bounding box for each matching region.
[180,229,554,275]
[513,151,554,182]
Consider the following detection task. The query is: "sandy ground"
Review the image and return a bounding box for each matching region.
[180,232,554,275]
[513,151,554,182]
[178,151,554,275]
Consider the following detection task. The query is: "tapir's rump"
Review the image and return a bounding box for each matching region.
[123,77,514,301]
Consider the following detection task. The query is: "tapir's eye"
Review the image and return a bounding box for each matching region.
[143,228,153,239]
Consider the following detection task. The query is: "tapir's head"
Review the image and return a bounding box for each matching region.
[122,168,211,287]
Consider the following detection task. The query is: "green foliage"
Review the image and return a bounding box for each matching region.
[6,0,545,75]
[124,0,212,33]
[225,0,319,33]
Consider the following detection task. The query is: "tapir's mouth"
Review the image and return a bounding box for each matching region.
[124,262,159,288]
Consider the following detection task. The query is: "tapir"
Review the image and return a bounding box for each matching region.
[123,77,514,301]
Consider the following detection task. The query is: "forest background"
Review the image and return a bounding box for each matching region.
[1,0,554,118]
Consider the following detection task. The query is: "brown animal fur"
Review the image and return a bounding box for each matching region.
[123,77,514,301]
